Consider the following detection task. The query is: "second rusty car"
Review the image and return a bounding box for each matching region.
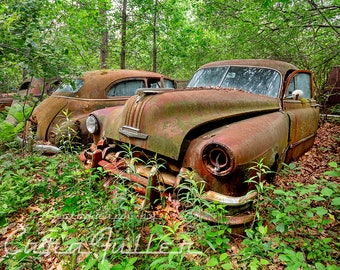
[79,60,320,226]
[27,69,175,150]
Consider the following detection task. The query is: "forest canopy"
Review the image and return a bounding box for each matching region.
[0,0,339,95]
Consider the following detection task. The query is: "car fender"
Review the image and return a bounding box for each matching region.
[182,111,289,196]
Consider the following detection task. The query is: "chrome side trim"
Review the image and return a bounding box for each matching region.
[119,125,148,140]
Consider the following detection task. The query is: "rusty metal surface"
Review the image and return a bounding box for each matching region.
[29,70,174,145]
[0,94,14,111]
[324,66,340,108]
[182,111,290,196]
[52,70,173,99]
[79,60,320,226]
[283,100,320,161]
[0,77,61,112]
[200,59,298,78]
[101,89,280,160]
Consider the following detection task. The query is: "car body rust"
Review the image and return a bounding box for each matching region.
[79,59,320,227]
[27,69,175,147]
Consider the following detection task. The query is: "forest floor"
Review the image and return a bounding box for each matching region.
[0,118,339,269]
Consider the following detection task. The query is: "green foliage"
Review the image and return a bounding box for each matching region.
[1,0,338,90]
[329,104,340,115]
[1,142,339,269]
[324,161,340,178]
[53,109,81,153]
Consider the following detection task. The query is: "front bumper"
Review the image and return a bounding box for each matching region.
[79,147,256,226]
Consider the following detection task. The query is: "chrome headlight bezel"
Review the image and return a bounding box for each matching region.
[202,143,234,176]
[86,114,99,134]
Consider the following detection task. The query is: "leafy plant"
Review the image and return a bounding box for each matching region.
[53,109,80,153]
[1,132,339,269]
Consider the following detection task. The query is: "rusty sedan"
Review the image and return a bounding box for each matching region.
[79,60,320,227]
[27,69,175,151]
[0,77,61,113]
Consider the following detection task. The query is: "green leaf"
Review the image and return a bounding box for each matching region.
[306,210,314,218]
[221,263,233,270]
[273,189,286,195]
[315,262,326,270]
[296,251,304,261]
[62,221,68,231]
[219,253,229,262]
[128,257,138,265]
[275,223,286,233]
[260,259,269,265]
[84,258,97,270]
[258,225,268,236]
[150,257,168,268]
[321,187,334,197]
[328,161,338,169]
[98,259,111,270]
[331,197,340,206]
[315,207,328,217]
[63,237,79,248]
[206,256,219,267]
[324,171,340,177]
[311,195,326,202]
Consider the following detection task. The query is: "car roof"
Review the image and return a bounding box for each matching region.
[81,69,171,81]
[200,59,298,77]
[76,69,173,99]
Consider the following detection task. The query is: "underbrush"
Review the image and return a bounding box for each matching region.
[0,149,339,269]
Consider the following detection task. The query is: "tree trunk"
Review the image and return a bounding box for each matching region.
[100,5,109,69]
[152,0,158,72]
[121,0,127,69]
[100,31,109,69]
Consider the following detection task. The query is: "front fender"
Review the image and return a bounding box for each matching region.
[183,111,289,196]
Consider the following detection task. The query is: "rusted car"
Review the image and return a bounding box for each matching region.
[0,77,61,113]
[79,60,320,226]
[27,70,175,149]
[324,65,340,114]
[0,93,14,112]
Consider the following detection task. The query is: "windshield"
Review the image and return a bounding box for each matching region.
[55,79,84,93]
[187,66,281,98]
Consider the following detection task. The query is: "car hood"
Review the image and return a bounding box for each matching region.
[99,88,280,160]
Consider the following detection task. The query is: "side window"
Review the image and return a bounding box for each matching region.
[148,78,175,89]
[287,73,312,99]
[107,80,144,96]
[164,79,175,88]
[148,78,161,88]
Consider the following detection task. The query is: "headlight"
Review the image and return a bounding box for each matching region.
[86,114,99,134]
[202,143,234,176]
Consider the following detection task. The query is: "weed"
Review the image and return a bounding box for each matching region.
[279,162,302,176]
[53,109,81,153]
[1,139,339,269]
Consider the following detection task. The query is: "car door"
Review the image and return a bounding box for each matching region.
[282,70,320,162]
